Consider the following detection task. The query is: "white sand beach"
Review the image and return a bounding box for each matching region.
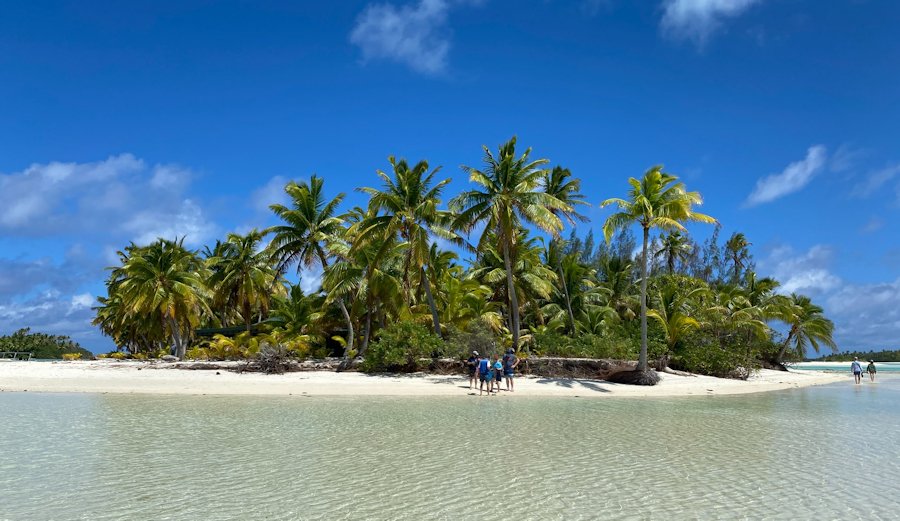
[0,360,846,397]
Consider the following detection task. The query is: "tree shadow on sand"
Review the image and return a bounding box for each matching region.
[533,378,612,393]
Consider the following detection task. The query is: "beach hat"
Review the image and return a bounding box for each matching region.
[507,348,514,354]
[473,350,478,356]
[869,359,874,362]
[854,357,859,360]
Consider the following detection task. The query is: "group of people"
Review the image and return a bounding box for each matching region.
[465,349,519,395]
[850,357,877,384]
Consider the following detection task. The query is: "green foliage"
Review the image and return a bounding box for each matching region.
[531,330,637,360]
[62,353,83,361]
[671,333,761,378]
[361,321,444,372]
[444,319,498,360]
[0,328,93,360]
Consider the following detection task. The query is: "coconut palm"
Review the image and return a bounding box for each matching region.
[725,232,752,284]
[206,229,285,332]
[601,166,716,375]
[268,176,355,354]
[112,238,209,359]
[354,156,458,335]
[654,231,692,274]
[647,283,705,365]
[775,294,837,365]
[452,136,571,350]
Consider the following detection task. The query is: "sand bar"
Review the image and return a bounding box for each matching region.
[0,360,848,397]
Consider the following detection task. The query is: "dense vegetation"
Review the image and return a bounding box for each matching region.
[0,328,93,360]
[92,137,837,381]
[811,350,900,362]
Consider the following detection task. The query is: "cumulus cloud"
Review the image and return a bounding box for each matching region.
[745,145,827,206]
[661,0,763,47]
[759,244,841,296]
[350,0,470,75]
[826,279,900,349]
[0,154,215,244]
[758,244,900,350]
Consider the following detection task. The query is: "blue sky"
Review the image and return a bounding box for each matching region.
[1,0,898,352]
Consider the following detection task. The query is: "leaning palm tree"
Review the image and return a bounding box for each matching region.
[268,176,355,353]
[775,294,837,365]
[354,156,458,336]
[601,166,716,380]
[542,166,589,335]
[451,136,572,350]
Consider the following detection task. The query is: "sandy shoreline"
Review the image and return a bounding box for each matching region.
[0,360,849,397]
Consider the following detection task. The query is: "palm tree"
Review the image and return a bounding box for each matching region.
[268,175,355,354]
[775,294,837,365]
[654,231,692,274]
[354,156,457,336]
[648,282,705,366]
[542,166,589,336]
[206,229,285,332]
[112,238,209,359]
[601,166,716,376]
[725,232,752,284]
[451,136,571,350]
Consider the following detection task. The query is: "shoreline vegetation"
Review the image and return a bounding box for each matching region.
[7,137,842,385]
[0,360,845,397]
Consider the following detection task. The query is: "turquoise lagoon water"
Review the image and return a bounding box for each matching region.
[793,362,900,372]
[2,376,899,520]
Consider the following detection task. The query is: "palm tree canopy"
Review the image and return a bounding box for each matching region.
[600,165,716,241]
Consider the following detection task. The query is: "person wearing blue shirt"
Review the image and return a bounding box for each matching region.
[850,357,862,384]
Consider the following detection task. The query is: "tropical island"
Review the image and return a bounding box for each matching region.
[12,137,839,392]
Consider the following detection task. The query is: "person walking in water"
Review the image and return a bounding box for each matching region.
[867,360,877,382]
[502,348,519,392]
[851,357,862,384]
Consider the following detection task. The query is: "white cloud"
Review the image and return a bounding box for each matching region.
[0,155,216,245]
[745,145,827,206]
[826,279,900,349]
[350,0,461,75]
[251,175,290,214]
[758,244,900,350]
[299,266,324,294]
[850,163,900,198]
[660,0,762,47]
[760,244,841,296]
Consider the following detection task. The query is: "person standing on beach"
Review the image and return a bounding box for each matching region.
[867,360,877,382]
[466,351,479,390]
[851,357,862,384]
[502,348,519,392]
[477,355,491,396]
[492,354,504,393]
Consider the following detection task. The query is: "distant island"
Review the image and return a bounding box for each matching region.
[0,328,93,360]
[808,349,900,362]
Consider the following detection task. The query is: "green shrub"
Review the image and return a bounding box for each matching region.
[184,347,210,360]
[62,353,82,361]
[671,334,760,378]
[444,319,498,360]
[531,330,637,360]
[361,321,444,373]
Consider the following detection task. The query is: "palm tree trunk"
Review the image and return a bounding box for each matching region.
[502,241,520,350]
[317,251,354,356]
[361,308,372,356]
[557,262,576,335]
[776,330,794,365]
[422,266,442,336]
[168,316,185,359]
[639,226,649,372]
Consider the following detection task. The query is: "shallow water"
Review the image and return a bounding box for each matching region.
[2,376,899,520]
